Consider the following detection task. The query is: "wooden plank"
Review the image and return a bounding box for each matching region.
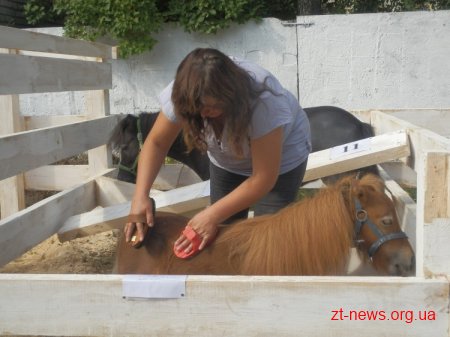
[381,169,417,250]
[86,69,112,176]
[0,92,25,218]
[0,54,112,94]
[0,179,97,267]
[95,175,136,206]
[380,161,417,187]
[0,274,447,337]
[57,181,210,242]
[153,163,202,190]
[424,218,450,277]
[0,25,113,58]
[423,152,449,223]
[0,115,120,181]
[24,165,91,191]
[371,111,450,172]
[95,164,201,207]
[24,115,86,130]
[417,152,450,277]
[303,130,410,182]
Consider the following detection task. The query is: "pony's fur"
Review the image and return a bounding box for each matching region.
[116,174,413,276]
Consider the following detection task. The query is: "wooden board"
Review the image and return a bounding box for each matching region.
[0,274,447,337]
[0,25,113,58]
[303,130,410,182]
[57,181,210,242]
[0,115,120,181]
[0,180,97,267]
[0,53,112,95]
[24,165,90,191]
[370,111,450,172]
[24,115,87,130]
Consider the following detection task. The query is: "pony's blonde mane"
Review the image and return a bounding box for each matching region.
[216,174,385,275]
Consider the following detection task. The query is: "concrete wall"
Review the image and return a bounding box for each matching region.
[19,10,450,116]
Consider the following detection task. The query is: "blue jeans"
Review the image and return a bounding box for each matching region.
[209,160,308,223]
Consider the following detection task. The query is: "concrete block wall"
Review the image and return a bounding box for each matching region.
[19,10,450,116]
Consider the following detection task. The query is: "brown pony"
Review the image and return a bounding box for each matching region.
[115,174,415,276]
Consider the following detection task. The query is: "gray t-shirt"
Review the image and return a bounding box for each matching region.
[159,57,311,176]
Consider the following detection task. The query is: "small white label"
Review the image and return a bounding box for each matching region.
[329,138,371,159]
[122,275,187,299]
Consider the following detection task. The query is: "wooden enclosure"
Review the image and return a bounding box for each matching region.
[0,26,449,336]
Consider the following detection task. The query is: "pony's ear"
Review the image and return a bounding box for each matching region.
[352,182,377,205]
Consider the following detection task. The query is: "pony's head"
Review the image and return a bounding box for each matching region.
[343,174,415,276]
[109,113,158,183]
[109,112,210,183]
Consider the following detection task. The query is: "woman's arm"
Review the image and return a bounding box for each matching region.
[125,112,182,245]
[175,126,283,252]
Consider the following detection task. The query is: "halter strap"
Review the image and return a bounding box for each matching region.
[354,199,408,260]
[117,116,144,177]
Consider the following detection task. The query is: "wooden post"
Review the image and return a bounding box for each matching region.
[417,151,450,277]
[0,48,25,219]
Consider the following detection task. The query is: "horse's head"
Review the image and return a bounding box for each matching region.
[344,174,415,276]
[109,113,158,183]
[109,112,210,183]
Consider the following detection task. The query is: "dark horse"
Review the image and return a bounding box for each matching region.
[116,174,415,276]
[109,106,379,185]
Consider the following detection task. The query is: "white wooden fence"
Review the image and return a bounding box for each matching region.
[0,25,450,337]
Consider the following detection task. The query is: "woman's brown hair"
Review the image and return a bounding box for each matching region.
[171,48,262,157]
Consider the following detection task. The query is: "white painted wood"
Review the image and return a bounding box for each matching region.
[0,179,98,267]
[57,181,210,241]
[24,115,86,130]
[303,130,410,182]
[0,115,120,181]
[381,170,417,250]
[423,218,450,277]
[386,109,450,138]
[0,25,113,58]
[24,165,90,191]
[371,111,450,172]
[0,274,447,337]
[96,164,203,207]
[380,160,417,187]
[153,163,202,190]
[0,54,112,94]
[95,175,137,206]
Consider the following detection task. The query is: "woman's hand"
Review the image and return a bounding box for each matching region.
[124,196,155,247]
[174,208,219,254]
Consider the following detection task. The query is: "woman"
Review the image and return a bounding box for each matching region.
[124,48,311,258]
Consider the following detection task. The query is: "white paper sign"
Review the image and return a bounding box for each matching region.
[122,275,187,299]
[329,138,371,159]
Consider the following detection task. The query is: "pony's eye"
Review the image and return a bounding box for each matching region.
[381,216,393,227]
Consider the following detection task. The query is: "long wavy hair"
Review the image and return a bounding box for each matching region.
[171,48,262,157]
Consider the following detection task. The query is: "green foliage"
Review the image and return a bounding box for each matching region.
[52,0,163,58]
[24,0,450,58]
[23,0,61,25]
[166,0,264,34]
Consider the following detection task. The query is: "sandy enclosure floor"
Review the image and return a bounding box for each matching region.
[0,230,118,274]
[0,188,119,274]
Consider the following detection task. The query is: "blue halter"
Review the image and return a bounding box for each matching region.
[354,198,408,260]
